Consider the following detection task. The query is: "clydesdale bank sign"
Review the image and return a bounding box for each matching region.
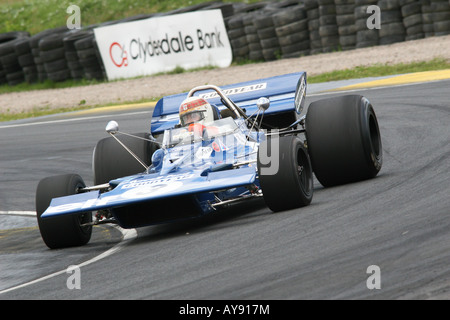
[94,10,232,80]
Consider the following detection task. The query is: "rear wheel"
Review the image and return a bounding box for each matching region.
[258,135,313,212]
[93,132,158,184]
[36,174,92,249]
[305,95,382,187]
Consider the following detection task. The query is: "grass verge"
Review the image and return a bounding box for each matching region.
[0,0,262,35]
[1,58,449,122]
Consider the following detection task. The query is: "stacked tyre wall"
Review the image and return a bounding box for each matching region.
[0,0,449,86]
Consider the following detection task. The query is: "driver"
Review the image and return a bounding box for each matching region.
[179,96,219,136]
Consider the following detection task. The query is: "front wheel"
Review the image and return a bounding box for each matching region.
[36,174,92,249]
[257,135,313,212]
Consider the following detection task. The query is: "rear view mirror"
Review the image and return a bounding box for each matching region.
[256,97,270,111]
[105,121,119,134]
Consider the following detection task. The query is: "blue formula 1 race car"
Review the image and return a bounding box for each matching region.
[36,72,382,249]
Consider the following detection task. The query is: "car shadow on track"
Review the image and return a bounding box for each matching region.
[127,198,270,245]
[125,180,336,246]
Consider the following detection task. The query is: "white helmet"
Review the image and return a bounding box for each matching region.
[179,96,215,127]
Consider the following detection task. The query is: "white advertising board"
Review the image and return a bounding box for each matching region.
[93,10,232,81]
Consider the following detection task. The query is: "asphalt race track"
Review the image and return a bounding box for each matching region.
[0,78,449,300]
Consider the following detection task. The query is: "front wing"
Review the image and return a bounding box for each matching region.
[41,166,257,218]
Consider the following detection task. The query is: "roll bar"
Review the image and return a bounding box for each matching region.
[187,85,242,119]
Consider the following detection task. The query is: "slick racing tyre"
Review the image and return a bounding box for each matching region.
[36,174,92,249]
[93,132,158,185]
[305,95,382,187]
[258,135,313,212]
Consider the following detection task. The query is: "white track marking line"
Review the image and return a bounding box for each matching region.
[307,79,448,97]
[0,110,151,129]
[0,214,137,295]
[0,211,36,216]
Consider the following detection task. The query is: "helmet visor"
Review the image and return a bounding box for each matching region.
[181,110,205,126]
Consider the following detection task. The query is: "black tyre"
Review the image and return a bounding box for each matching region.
[38,33,67,51]
[44,58,68,73]
[258,135,313,212]
[40,47,66,63]
[47,69,71,82]
[305,95,382,187]
[18,53,35,67]
[36,174,92,249]
[93,132,158,185]
[272,6,307,27]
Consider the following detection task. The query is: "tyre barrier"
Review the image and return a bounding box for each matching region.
[378,0,404,45]
[274,4,309,58]
[15,37,37,84]
[335,0,357,50]
[63,30,92,81]
[401,0,424,41]
[1,0,449,86]
[305,0,323,54]
[429,0,450,37]
[39,31,74,82]
[225,14,249,62]
[320,0,341,52]
[0,31,29,85]
[73,30,105,81]
[355,0,379,48]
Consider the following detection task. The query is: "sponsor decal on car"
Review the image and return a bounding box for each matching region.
[121,181,184,199]
[121,172,195,189]
[199,83,267,99]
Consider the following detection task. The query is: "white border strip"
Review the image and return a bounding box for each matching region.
[0,224,137,295]
[0,110,151,129]
[307,78,448,97]
[0,211,36,216]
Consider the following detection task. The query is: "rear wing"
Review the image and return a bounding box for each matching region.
[150,72,306,135]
